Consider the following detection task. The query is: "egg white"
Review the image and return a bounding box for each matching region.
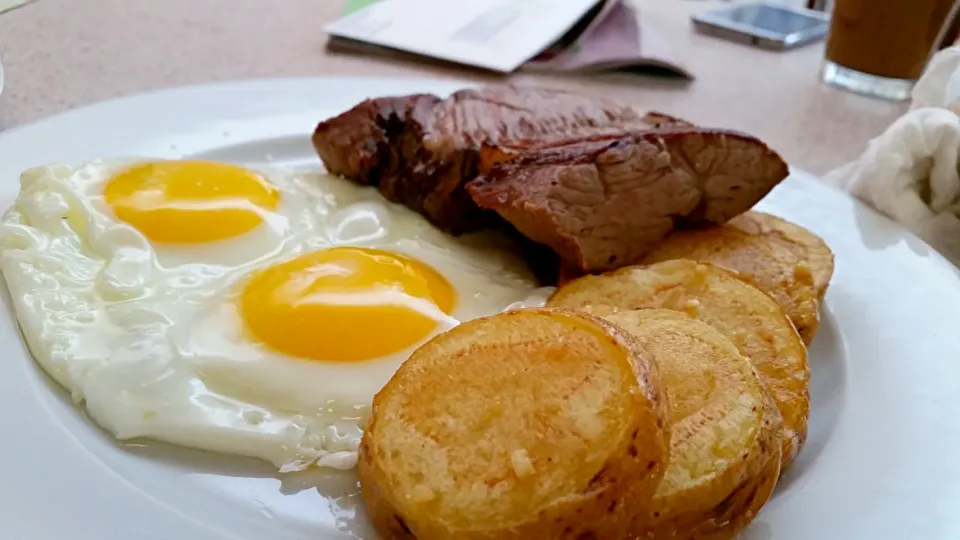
[0,160,540,471]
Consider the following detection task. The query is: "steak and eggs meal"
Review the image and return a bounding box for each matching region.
[0,85,833,538]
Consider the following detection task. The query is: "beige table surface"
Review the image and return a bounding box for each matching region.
[0,0,907,176]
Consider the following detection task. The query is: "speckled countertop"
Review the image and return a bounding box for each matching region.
[0,0,906,175]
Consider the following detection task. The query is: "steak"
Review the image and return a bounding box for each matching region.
[468,129,789,273]
[312,86,789,274]
[313,86,657,234]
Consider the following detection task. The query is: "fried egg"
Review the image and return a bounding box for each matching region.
[0,159,539,471]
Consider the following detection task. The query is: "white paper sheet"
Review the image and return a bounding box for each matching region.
[325,0,603,73]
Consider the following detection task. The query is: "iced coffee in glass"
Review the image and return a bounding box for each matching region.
[823,0,960,100]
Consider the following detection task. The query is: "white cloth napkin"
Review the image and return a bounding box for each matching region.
[824,46,960,266]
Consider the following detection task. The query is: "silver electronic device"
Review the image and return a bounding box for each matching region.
[692,2,830,51]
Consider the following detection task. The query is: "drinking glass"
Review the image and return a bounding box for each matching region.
[822,0,960,100]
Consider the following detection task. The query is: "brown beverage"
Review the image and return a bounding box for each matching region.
[826,0,957,81]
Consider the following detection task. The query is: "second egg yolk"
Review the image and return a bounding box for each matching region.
[240,247,457,362]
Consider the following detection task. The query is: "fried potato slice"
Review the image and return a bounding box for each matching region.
[598,309,782,540]
[640,211,835,344]
[548,259,809,470]
[359,308,670,540]
[745,212,835,298]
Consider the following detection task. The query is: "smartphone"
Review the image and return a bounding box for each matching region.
[691,2,830,51]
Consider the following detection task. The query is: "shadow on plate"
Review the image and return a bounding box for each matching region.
[123,437,372,537]
[195,134,322,170]
[852,199,934,259]
[738,519,774,540]
[769,300,848,500]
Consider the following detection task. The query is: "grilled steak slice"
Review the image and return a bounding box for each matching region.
[312,85,789,275]
[311,93,453,217]
[312,86,656,233]
[466,130,789,273]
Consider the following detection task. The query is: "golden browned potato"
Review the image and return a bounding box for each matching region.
[597,309,782,540]
[641,211,835,344]
[746,212,836,298]
[548,259,809,471]
[359,308,670,540]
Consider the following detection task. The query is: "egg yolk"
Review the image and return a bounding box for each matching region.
[104,160,280,243]
[240,247,457,362]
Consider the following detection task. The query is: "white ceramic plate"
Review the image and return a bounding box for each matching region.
[0,77,958,540]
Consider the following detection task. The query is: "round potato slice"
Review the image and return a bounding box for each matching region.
[359,308,670,540]
[744,212,835,298]
[599,309,782,540]
[549,259,809,470]
[641,211,835,344]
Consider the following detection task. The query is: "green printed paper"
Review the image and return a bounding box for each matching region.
[343,0,383,15]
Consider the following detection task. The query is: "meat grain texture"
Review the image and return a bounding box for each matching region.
[313,86,789,273]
